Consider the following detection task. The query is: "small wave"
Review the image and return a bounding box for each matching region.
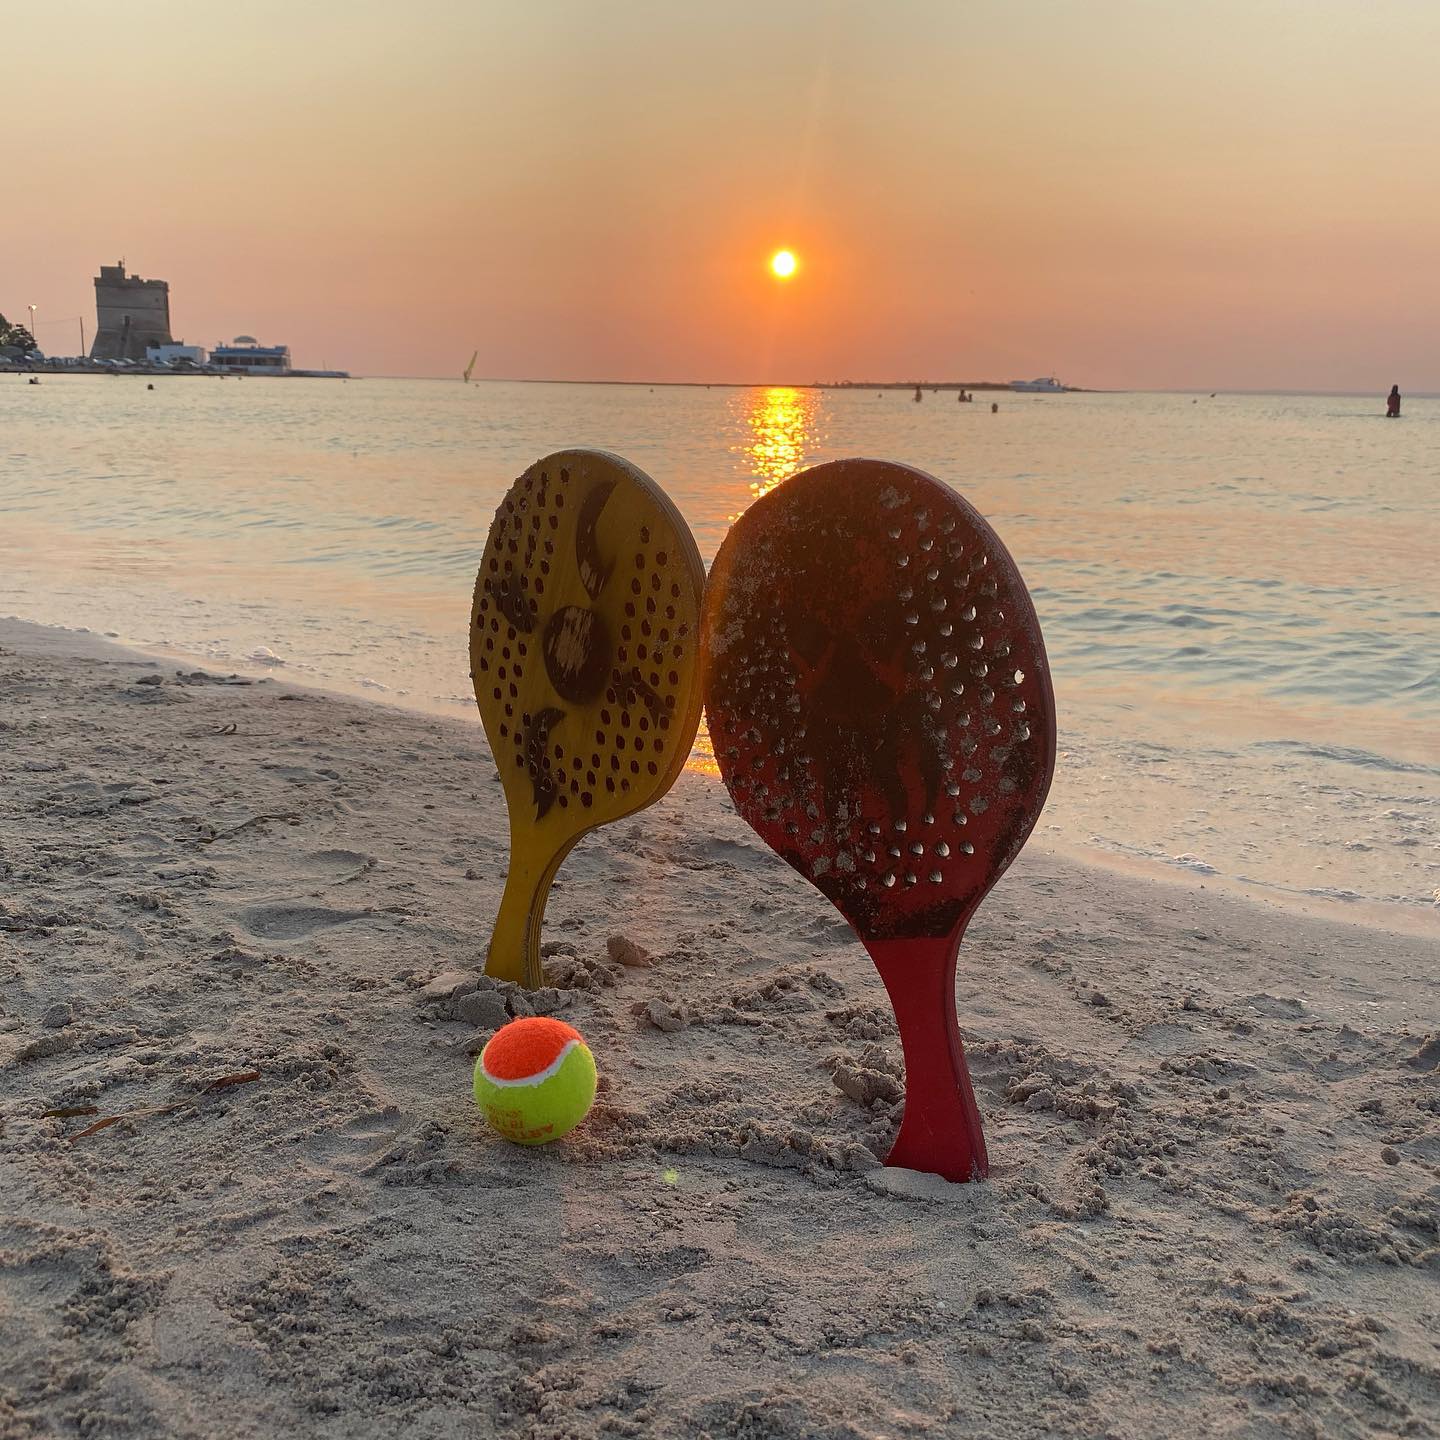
[373,516,444,532]
[1398,671,1440,697]
[1170,853,1218,875]
[1252,739,1440,776]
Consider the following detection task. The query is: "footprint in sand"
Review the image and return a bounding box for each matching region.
[290,848,376,883]
[306,1108,412,1175]
[234,902,374,941]
[793,913,859,948]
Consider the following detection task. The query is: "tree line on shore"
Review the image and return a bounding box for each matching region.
[0,314,39,355]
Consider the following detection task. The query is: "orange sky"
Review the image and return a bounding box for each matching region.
[6,1,1439,388]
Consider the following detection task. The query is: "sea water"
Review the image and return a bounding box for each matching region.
[2,376,1436,930]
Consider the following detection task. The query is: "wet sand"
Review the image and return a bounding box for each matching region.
[2,618,1436,1438]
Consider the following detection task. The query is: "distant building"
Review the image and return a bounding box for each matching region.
[210,338,291,374]
[147,343,207,366]
[91,262,173,362]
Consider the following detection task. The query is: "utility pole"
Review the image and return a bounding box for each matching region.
[80,317,86,357]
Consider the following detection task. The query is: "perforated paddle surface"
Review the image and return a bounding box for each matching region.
[702,458,1056,942]
[472,449,704,984]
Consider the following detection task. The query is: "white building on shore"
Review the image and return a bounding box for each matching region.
[209,336,291,374]
[146,343,208,366]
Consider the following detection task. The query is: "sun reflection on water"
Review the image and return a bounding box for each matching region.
[686,387,825,778]
[735,385,821,509]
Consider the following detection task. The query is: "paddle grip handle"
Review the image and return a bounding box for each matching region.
[486,846,565,990]
[866,934,989,1183]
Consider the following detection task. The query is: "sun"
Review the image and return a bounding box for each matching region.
[770,249,798,279]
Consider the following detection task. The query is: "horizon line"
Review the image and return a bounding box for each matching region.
[357,375,1435,398]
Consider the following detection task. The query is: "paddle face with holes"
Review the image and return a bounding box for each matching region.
[702,458,1056,1181]
[472,450,704,988]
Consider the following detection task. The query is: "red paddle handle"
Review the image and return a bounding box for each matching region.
[865,934,989,1183]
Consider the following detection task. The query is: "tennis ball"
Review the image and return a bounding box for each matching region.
[473,1016,597,1145]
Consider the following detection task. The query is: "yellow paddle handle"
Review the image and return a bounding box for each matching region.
[485,834,576,988]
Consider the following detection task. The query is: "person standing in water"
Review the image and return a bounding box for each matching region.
[1386,385,1401,418]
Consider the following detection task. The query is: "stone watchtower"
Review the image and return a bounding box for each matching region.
[90,262,173,362]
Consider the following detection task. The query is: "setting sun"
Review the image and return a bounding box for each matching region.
[770,249,797,279]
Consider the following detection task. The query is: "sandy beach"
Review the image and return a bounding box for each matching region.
[1,616,1436,1439]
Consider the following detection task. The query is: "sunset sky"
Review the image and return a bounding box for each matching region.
[7,1,1439,389]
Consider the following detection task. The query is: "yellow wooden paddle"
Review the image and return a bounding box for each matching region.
[471,449,705,987]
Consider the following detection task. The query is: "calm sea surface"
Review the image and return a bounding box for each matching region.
[3,377,1437,928]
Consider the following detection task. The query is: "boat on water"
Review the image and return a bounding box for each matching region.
[1010,377,1067,393]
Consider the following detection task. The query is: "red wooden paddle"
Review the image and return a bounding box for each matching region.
[701,459,1056,1182]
